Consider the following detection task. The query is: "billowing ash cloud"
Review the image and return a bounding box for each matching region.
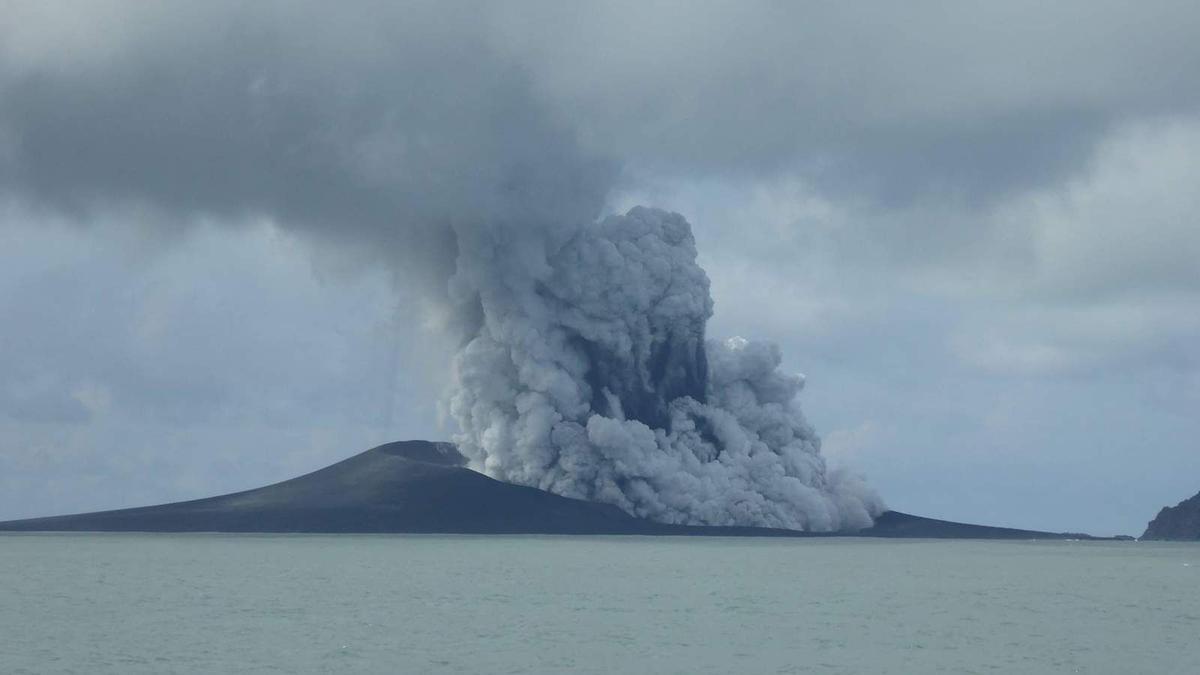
[449,206,882,529]
[0,2,883,530]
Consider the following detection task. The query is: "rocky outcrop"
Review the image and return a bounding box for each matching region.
[1142,491,1200,541]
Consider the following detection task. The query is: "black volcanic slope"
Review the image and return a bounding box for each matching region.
[0,441,1111,539]
[0,442,655,535]
[1142,491,1200,541]
[857,510,1101,540]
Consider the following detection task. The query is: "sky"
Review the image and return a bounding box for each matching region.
[2,1,1198,535]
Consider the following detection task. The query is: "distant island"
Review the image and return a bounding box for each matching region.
[0,441,1125,540]
[1142,491,1200,541]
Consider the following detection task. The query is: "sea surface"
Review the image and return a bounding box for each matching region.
[1,534,1196,674]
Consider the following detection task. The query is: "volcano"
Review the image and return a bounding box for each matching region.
[0,441,1116,539]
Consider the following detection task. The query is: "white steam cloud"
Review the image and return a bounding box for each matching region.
[448,207,883,531]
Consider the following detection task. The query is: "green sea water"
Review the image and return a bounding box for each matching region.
[1,534,1196,674]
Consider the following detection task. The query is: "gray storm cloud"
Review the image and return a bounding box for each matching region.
[0,3,891,529]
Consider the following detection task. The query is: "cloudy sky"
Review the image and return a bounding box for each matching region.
[2,1,1198,535]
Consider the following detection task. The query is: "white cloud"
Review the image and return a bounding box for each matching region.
[1024,118,1200,297]
[952,117,1200,375]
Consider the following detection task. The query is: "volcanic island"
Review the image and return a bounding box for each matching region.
[0,440,1126,540]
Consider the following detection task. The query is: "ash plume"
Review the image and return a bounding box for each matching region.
[0,2,883,531]
[448,207,882,530]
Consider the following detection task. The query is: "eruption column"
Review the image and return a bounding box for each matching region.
[448,207,883,531]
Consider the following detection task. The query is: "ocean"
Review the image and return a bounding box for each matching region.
[1,534,1196,674]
